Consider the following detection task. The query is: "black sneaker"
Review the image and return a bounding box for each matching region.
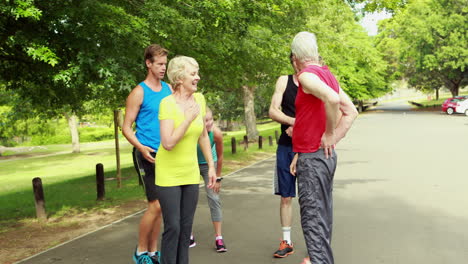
[133,249,153,264]
[273,240,294,258]
[189,236,197,248]
[215,238,227,252]
[150,252,160,264]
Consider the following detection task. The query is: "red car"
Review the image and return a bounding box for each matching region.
[442,96,468,115]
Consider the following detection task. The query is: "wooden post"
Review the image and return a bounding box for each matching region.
[96,163,105,201]
[243,135,248,150]
[268,135,273,146]
[258,136,263,149]
[113,109,122,188]
[32,177,47,221]
[275,130,279,142]
[231,137,237,154]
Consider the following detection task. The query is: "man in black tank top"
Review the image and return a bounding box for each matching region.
[268,54,298,258]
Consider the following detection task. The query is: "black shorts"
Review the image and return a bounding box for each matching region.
[274,144,296,197]
[132,147,158,201]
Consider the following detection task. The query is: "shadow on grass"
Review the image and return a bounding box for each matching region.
[0,166,144,223]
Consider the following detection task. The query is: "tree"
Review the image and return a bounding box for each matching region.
[2,0,394,149]
[306,0,390,100]
[142,0,311,140]
[345,0,408,13]
[1,0,150,152]
[376,0,467,97]
[0,85,58,147]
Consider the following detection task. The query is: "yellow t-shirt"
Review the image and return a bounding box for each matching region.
[156,93,206,187]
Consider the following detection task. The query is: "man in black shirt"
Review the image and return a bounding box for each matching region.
[268,53,298,258]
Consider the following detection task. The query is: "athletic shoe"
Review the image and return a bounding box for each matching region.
[150,252,160,264]
[189,236,197,248]
[273,240,294,258]
[133,249,153,264]
[215,238,228,252]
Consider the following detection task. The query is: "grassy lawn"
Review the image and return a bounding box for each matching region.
[415,90,468,107]
[0,122,280,225]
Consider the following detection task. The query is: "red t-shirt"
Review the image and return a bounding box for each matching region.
[293,65,340,153]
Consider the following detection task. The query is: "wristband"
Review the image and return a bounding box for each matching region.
[216,177,223,182]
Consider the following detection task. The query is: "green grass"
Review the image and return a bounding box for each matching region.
[0,144,66,156]
[0,122,280,224]
[223,121,280,140]
[0,143,138,221]
[415,90,468,107]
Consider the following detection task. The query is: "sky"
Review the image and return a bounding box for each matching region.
[359,11,393,36]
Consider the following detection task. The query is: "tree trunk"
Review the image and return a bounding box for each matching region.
[242,85,258,141]
[65,113,80,153]
[435,88,439,100]
[448,79,460,97]
[451,84,459,97]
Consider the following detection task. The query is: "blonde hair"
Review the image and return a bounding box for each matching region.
[167,56,199,90]
[291,32,320,63]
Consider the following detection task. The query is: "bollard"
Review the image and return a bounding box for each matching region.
[275,130,279,142]
[231,137,237,154]
[258,136,263,149]
[268,135,273,146]
[32,177,47,221]
[96,163,105,201]
[243,135,248,150]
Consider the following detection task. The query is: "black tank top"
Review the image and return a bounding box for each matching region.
[278,75,298,146]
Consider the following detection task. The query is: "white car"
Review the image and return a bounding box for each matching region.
[455,98,468,116]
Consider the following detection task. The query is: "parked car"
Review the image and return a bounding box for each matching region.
[442,96,468,115]
[455,97,468,116]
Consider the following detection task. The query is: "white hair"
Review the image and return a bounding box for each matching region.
[167,56,199,90]
[291,31,320,63]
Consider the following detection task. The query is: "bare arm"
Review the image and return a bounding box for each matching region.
[160,100,199,151]
[213,126,224,177]
[269,75,295,126]
[299,72,340,133]
[335,88,358,143]
[198,119,217,189]
[299,72,340,158]
[122,86,156,163]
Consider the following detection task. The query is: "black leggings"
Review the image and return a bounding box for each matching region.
[156,184,199,264]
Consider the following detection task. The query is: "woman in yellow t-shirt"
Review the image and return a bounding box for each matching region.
[155,56,216,264]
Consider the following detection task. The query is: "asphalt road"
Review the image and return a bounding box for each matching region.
[17,101,468,264]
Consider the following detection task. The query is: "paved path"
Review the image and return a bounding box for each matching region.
[18,157,309,264]
[18,101,468,263]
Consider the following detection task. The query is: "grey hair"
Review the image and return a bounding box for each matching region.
[291,31,320,63]
[167,56,199,90]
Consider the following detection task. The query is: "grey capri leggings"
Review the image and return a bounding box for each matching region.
[156,184,199,264]
[199,163,222,222]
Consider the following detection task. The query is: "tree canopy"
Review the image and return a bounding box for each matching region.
[306,0,390,100]
[1,0,393,145]
[375,0,467,96]
[1,0,151,115]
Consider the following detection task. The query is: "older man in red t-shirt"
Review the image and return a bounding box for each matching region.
[289,32,358,264]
